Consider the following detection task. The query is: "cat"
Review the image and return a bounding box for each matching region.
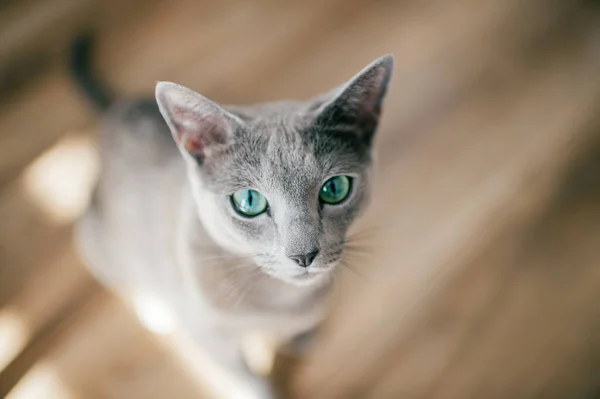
[70,34,393,399]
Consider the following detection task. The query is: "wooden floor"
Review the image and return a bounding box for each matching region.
[1,0,600,398]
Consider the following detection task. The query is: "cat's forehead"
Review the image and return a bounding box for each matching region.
[226,100,314,122]
[202,111,370,193]
[236,119,323,190]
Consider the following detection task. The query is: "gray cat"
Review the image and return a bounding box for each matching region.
[70,34,393,399]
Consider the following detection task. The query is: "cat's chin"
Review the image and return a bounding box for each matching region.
[272,270,331,287]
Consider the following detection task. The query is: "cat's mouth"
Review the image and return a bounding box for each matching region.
[255,252,340,285]
[285,270,331,286]
[287,260,338,284]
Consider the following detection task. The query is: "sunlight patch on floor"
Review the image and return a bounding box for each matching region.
[6,363,75,399]
[21,134,98,224]
[130,293,177,336]
[0,310,29,372]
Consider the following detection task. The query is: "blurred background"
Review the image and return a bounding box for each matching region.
[0,0,599,398]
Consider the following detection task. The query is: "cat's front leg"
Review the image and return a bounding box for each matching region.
[191,325,278,399]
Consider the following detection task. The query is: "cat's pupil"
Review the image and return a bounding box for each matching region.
[231,188,268,217]
[330,181,338,195]
[319,175,351,205]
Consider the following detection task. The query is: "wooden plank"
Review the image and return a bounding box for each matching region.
[15,286,209,399]
[0,0,156,100]
[291,9,600,399]
[0,0,554,186]
[0,0,97,100]
[0,1,596,398]
[0,0,337,186]
[1,246,209,399]
[0,246,91,336]
[168,0,371,103]
[0,181,73,306]
[246,0,574,101]
[0,244,92,378]
[0,68,92,188]
[373,117,600,399]
[0,274,101,398]
[91,0,371,99]
[0,0,95,59]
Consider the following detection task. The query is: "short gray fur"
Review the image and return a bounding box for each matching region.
[75,55,393,399]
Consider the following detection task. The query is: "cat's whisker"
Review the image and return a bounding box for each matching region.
[344,225,388,245]
[232,269,263,311]
[331,270,339,285]
[213,258,262,305]
[198,253,261,263]
[343,238,374,255]
[222,275,251,307]
[343,235,376,247]
[338,259,366,280]
[344,241,373,251]
[344,249,372,260]
[220,263,262,280]
[319,130,338,151]
[349,226,381,237]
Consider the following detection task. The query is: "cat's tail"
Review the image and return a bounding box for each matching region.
[68,32,114,111]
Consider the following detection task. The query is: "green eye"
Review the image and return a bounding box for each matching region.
[319,176,352,205]
[231,189,268,217]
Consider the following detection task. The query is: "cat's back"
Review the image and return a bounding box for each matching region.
[77,98,186,290]
[98,98,179,169]
[93,97,185,226]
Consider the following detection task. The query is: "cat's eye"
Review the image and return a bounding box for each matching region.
[319,175,352,205]
[231,189,268,217]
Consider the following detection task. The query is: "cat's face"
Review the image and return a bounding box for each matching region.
[156,56,393,286]
[186,113,373,286]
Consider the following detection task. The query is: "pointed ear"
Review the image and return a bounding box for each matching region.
[315,55,394,145]
[155,82,240,162]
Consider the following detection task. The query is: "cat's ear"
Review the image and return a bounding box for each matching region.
[315,55,393,145]
[155,82,240,161]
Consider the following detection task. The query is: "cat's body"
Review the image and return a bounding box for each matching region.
[77,99,328,398]
[71,35,392,399]
[78,98,331,333]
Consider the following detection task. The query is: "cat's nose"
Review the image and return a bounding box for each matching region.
[287,250,319,268]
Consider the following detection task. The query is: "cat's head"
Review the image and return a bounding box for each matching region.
[156,55,393,286]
